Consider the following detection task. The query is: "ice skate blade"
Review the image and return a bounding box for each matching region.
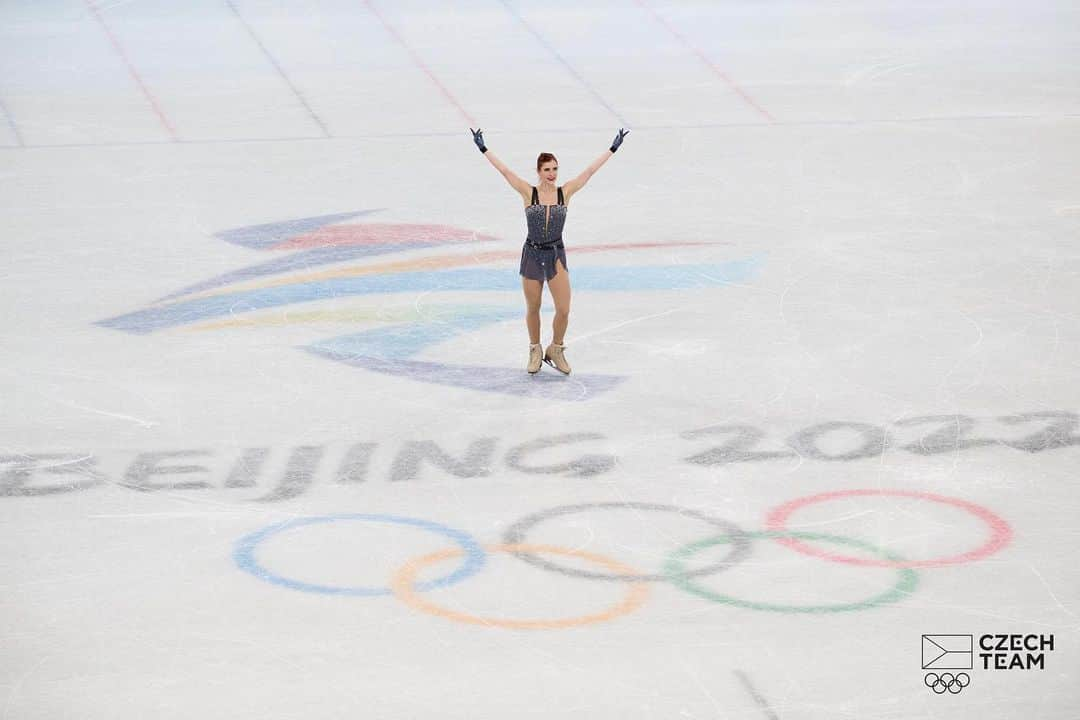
[543,356,571,375]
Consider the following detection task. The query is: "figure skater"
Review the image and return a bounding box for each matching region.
[470,127,630,374]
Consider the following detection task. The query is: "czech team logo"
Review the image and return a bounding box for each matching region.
[97,210,763,400]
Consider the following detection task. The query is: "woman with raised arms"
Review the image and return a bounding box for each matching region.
[470,127,630,375]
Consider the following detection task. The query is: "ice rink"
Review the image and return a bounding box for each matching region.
[2,1,1079,718]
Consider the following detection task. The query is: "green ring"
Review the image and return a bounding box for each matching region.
[664,530,919,613]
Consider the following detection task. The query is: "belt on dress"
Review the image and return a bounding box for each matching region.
[525,239,564,250]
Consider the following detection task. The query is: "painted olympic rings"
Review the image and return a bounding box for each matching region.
[390,543,650,629]
[233,490,1013,628]
[664,531,918,613]
[233,513,485,596]
[502,502,752,581]
[765,489,1013,568]
[924,672,970,694]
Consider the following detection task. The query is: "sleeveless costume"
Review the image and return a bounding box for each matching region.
[519,185,568,284]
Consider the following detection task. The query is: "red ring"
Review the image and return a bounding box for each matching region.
[765,489,1012,568]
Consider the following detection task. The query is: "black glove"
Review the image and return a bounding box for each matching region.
[470,127,488,154]
[609,127,629,152]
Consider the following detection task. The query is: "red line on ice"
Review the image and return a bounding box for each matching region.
[85,0,179,141]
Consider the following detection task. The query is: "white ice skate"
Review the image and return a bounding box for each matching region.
[543,342,571,375]
[527,343,543,374]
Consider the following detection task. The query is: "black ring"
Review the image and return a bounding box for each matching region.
[502,502,752,581]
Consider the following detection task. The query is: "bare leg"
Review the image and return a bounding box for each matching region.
[546,258,571,344]
[521,274,543,344]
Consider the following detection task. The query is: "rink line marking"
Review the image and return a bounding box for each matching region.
[362,0,477,127]
[733,669,781,720]
[43,401,157,428]
[4,113,1073,150]
[497,0,629,126]
[844,58,923,86]
[680,658,725,716]
[224,0,331,137]
[87,512,259,518]
[84,0,179,141]
[635,0,776,123]
[2,652,54,719]
[1026,564,1080,621]
[0,94,24,146]
[570,305,689,344]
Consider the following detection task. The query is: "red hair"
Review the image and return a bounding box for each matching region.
[536,152,557,171]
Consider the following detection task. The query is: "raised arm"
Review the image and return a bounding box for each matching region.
[470,128,531,201]
[563,128,630,201]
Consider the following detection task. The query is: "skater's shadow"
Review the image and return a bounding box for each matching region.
[304,304,624,400]
[305,352,623,401]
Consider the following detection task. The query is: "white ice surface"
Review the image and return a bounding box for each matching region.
[2,1,1079,718]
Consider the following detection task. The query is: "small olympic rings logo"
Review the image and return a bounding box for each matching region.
[924,672,971,694]
[233,490,1012,630]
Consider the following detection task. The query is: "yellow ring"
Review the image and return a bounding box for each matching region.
[390,543,650,629]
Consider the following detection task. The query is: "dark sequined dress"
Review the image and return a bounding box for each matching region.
[519,185,568,283]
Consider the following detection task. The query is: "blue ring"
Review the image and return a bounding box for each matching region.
[233,513,486,596]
